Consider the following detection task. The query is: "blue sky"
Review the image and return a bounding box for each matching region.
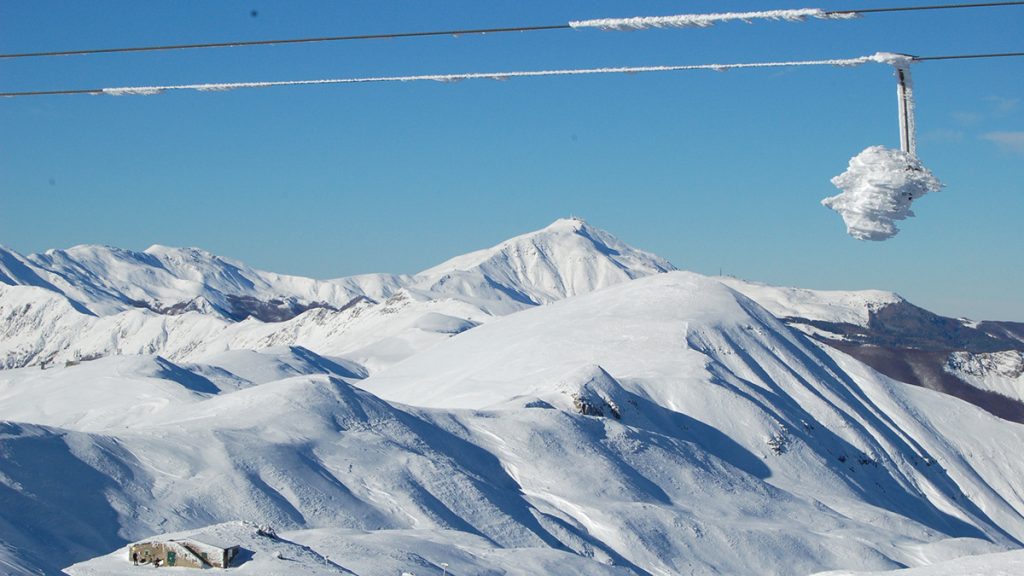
[2,1,1022,320]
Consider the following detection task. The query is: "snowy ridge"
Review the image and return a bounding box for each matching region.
[0,219,672,371]
[946,350,1024,402]
[13,243,397,319]
[717,277,1024,422]
[4,221,1024,576]
[412,217,674,312]
[363,273,1024,549]
[0,286,476,373]
[4,271,1024,575]
[813,548,1024,576]
[718,276,903,328]
[66,522,633,576]
[0,245,65,294]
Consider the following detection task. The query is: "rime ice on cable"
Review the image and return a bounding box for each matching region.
[568,9,858,31]
[823,53,942,240]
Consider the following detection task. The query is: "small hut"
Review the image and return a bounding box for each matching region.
[179,532,240,568]
[128,532,239,569]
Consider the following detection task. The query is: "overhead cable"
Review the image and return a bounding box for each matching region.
[567,9,855,31]
[4,51,1022,99]
[914,51,1024,60]
[1,2,1023,60]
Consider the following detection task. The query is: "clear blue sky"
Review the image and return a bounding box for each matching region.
[2,1,1022,320]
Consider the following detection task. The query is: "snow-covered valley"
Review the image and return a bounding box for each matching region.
[2,219,1023,575]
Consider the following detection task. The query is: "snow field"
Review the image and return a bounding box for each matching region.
[1,219,1022,576]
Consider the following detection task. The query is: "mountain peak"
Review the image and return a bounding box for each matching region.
[543,216,588,233]
[144,244,211,257]
[413,218,675,312]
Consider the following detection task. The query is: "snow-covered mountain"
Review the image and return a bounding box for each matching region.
[5,272,1024,575]
[0,217,669,322]
[2,220,1024,576]
[946,350,1024,403]
[0,218,673,372]
[720,278,1024,423]
[412,217,674,313]
[0,242,402,320]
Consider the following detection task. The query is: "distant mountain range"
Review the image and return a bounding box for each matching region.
[3,217,1019,419]
[2,219,1023,576]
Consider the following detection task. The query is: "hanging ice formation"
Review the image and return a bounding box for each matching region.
[822,53,943,241]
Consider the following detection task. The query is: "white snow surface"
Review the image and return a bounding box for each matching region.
[3,220,1024,576]
[813,548,1024,575]
[823,146,943,240]
[22,242,400,317]
[12,269,1019,576]
[65,522,633,576]
[414,216,674,312]
[0,219,671,372]
[945,350,1024,402]
[718,277,902,327]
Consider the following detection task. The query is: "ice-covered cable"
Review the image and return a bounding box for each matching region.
[569,8,858,30]
[87,56,878,97]
[5,52,978,99]
[4,2,1023,60]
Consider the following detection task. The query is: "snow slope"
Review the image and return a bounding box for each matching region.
[0,348,363,431]
[66,522,634,576]
[945,351,1024,402]
[0,284,486,373]
[2,271,1023,575]
[1,218,669,321]
[13,243,401,319]
[363,272,1024,563]
[814,548,1024,576]
[3,222,1024,576]
[717,277,903,329]
[412,217,674,313]
[716,277,1024,424]
[0,218,673,372]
